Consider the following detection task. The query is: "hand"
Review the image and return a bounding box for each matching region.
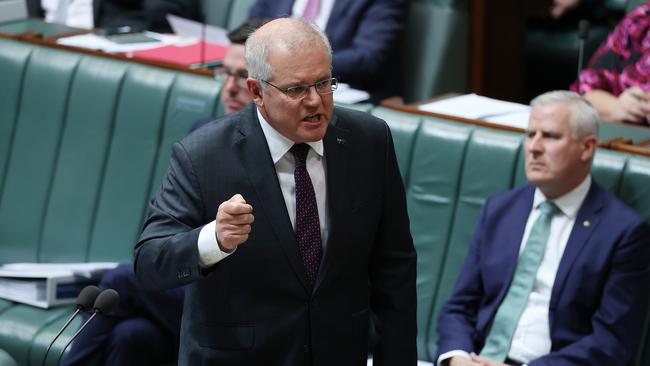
[216,194,254,252]
[613,87,650,124]
[449,355,479,366]
[470,352,509,366]
[550,0,580,18]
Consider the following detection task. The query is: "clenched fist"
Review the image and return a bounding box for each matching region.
[216,194,254,252]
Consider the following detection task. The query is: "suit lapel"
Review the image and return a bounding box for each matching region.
[236,106,311,292]
[314,113,350,293]
[549,182,602,309]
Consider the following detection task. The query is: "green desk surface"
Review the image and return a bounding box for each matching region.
[0,18,82,38]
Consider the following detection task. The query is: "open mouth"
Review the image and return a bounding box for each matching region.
[303,114,321,122]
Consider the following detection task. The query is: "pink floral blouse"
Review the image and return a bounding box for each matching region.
[572,2,650,98]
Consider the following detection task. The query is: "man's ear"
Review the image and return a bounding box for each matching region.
[247,78,264,107]
[581,135,598,162]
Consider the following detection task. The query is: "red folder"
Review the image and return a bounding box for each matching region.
[127,41,227,67]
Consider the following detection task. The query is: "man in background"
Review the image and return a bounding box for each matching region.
[61,19,262,366]
[248,0,410,103]
[437,91,650,366]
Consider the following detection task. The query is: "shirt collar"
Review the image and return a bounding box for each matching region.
[533,175,591,219]
[256,108,324,164]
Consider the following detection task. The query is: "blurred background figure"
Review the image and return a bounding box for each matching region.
[248,0,410,103]
[26,0,202,32]
[572,1,650,125]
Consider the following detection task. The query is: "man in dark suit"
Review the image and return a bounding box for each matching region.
[248,0,409,104]
[134,17,417,365]
[436,90,650,366]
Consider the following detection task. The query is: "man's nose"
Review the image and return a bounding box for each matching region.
[302,85,321,106]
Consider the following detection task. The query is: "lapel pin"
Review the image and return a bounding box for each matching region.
[336,137,345,145]
[583,220,591,227]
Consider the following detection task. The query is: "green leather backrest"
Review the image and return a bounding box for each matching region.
[201,0,232,28]
[39,57,128,263]
[626,0,646,12]
[226,0,256,30]
[400,1,469,102]
[371,107,422,185]
[0,39,31,197]
[87,66,175,262]
[406,117,471,359]
[0,46,80,263]
[148,73,222,198]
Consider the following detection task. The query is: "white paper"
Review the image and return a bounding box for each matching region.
[484,109,531,130]
[56,32,195,53]
[167,14,230,45]
[333,83,370,104]
[0,262,119,278]
[418,93,529,121]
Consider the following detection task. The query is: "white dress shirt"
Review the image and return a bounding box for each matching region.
[438,176,592,366]
[291,0,336,30]
[41,0,93,29]
[198,109,329,267]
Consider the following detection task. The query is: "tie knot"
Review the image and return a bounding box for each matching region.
[291,143,310,162]
[539,201,559,216]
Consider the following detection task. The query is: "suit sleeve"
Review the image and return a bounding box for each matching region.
[530,221,650,366]
[369,123,417,366]
[330,0,408,87]
[435,202,490,358]
[134,141,209,291]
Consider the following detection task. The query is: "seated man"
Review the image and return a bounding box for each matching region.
[61,19,263,366]
[437,90,650,366]
[248,0,409,103]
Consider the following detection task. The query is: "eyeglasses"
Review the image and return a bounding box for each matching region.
[214,65,248,88]
[261,78,338,100]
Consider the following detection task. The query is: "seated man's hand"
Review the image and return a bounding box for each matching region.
[448,355,479,366]
[216,194,254,252]
[614,87,650,124]
[469,352,510,366]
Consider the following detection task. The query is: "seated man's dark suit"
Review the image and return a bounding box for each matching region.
[437,181,650,365]
[249,0,409,103]
[134,104,417,365]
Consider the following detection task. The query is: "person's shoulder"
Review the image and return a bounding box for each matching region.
[591,181,647,227]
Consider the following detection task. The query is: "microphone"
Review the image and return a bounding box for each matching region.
[577,19,590,79]
[54,289,120,366]
[40,285,100,366]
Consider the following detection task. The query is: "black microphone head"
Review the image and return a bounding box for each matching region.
[93,288,120,314]
[75,285,100,311]
[578,19,590,40]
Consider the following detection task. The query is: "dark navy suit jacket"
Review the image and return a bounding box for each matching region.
[135,104,417,365]
[249,0,409,103]
[437,181,650,365]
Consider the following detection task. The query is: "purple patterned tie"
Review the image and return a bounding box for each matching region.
[292,143,322,285]
[302,0,321,22]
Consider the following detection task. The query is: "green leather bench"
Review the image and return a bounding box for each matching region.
[0,37,222,365]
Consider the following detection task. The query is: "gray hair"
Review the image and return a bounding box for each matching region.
[245,18,332,83]
[530,90,599,138]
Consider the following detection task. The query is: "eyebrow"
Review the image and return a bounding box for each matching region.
[526,129,563,138]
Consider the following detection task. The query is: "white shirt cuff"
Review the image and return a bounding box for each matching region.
[198,220,234,267]
[437,350,470,366]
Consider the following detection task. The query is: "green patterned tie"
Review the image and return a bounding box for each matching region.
[479,201,559,361]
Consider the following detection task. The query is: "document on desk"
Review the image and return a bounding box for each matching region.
[0,262,118,308]
[418,93,530,129]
